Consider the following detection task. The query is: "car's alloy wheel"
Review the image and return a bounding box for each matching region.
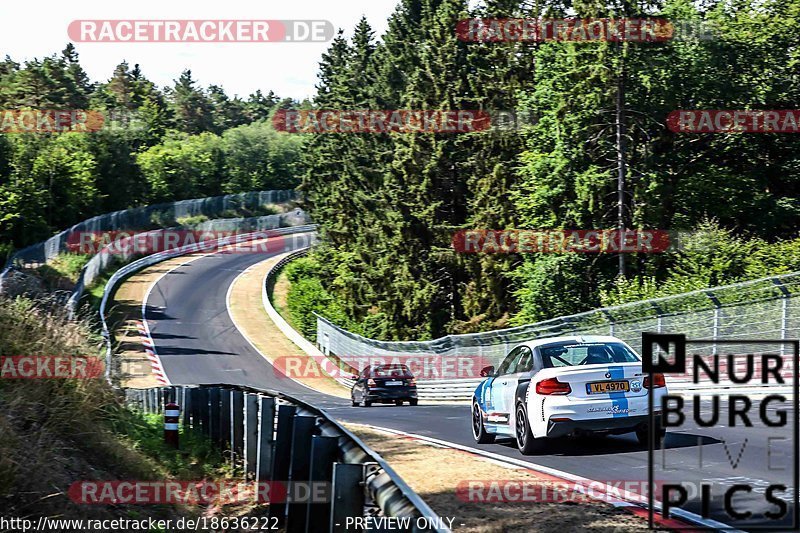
[472,401,495,444]
[515,404,544,455]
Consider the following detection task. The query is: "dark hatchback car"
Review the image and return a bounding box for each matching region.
[351,364,418,407]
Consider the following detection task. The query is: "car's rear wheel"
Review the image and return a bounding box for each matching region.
[409,399,418,406]
[636,419,666,447]
[395,399,403,406]
[472,401,495,444]
[515,404,546,455]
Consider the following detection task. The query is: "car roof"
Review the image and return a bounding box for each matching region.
[517,335,625,350]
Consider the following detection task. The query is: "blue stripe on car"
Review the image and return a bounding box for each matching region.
[607,365,628,417]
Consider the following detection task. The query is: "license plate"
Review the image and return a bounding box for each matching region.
[586,380,629,394]
[385,380,403,386]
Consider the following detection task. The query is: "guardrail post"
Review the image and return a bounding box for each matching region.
[773,278,791,356]
[269,404,297,526]
[182,388,192,428]
[245,393,260,478]
[195,388,209,434]
[220,389,232,452]
[286,415,318,533]
[231,390,244,464]
[306,435,338,533]
[705,291,722,356]
[257,396,277,485]
[208,388,221,443]
[330,463,365,533]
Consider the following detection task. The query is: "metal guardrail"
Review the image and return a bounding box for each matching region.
[125,384,450,533]
[1,190,297,272]
[99,225,317,386]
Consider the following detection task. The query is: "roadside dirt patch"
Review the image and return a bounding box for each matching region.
[227,254,349,398]
[345,424,653,532]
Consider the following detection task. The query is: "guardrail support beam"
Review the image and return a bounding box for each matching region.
[306,435,338,533]
[231,390,245,464]
[286,415,318,533]
[208,388,221,443]
[330,463,365,533]
[269,404,296,526]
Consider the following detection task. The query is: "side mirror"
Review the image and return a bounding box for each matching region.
[480,365,495,378]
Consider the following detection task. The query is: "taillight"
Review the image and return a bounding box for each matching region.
[643,373,666,389]
[367,378,377,387]
[536,377,571,395]
[407,378,416,386]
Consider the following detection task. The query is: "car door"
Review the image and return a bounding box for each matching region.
[503,346,534,435]
[486,347,525,433]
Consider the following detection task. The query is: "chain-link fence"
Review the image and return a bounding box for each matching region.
[317,272,800,378]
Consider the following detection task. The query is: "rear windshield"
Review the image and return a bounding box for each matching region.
[371,364,412,377]
[540,342,639,368]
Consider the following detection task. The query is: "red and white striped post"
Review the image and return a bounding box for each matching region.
[164,402,180,449]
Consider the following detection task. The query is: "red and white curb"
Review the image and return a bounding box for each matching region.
[136,320,169,385]
[359,425,738,532]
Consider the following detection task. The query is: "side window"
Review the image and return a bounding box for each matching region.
[496,347,521,376]
[515,347,533,373]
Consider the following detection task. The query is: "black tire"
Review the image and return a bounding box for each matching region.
[636,419,666,447]
[472,400,495,444]
[395,399,404,406]
[515,403,546,455]
[409,399,418,406]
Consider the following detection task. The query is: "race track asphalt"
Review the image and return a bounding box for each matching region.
[143,243,798,531]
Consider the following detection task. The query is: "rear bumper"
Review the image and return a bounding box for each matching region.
[546,414,659,438]
[366,387,418,401]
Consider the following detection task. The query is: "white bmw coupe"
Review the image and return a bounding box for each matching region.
[471,336,668,454]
